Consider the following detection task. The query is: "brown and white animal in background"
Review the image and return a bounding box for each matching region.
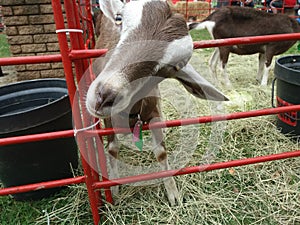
[86,0,228,206]
[189,6,300,87]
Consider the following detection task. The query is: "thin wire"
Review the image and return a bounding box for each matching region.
[73,119,101,136]
[56,29,84,34]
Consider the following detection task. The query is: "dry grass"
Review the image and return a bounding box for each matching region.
[32,47,300,225]
[174,1,210,21]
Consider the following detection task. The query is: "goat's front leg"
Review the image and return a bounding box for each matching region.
[257,53,265,82]
[209,48,220,84]
[260,53,273,86]
[150,118,179,206]
[220,63,231,88]
[219,48,231,87]
[261,64,271,86]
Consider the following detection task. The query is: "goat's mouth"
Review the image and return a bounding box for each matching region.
[85,101,105,119]
[86,81,126,118]
[85,93,113,118]
[86,92,129,119]
[86,105,113,119]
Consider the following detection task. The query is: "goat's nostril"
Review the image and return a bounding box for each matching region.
[94,92,115,111]
[97,94,102,104]
[95,94,103,111]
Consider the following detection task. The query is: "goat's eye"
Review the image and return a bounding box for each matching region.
[115,14,122,25]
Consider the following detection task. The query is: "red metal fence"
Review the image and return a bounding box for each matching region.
[0,1,300,224]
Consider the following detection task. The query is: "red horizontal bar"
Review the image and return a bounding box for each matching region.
[0,130,74,147]
[1,104,299,147]
[0,54,62,66]
[93,149,300,189]
[194,33,300,49]
[0,176,85,196]
[143,104,300,130]
[0,49,107,66]
[84,104,300,137]
[69,49,107,60]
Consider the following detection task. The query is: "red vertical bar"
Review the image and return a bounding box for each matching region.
[84,0,96,49]
[64,0,113,204]
[51,1,101,224]
[83,0,114,204]
[185,0,188,20]
[65,0,89,82]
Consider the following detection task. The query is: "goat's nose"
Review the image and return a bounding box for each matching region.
[95,93,103,112]
[102,92,117,108]
[95,90,117,110]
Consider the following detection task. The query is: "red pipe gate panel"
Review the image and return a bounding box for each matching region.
[0,1,300,224]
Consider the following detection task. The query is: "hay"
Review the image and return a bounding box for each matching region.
[35,185,91,225]
[174,1,210,21]
[31,41,300,224]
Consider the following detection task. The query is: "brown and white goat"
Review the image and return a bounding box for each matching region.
[189,6,300,86]
[86,0,227,205]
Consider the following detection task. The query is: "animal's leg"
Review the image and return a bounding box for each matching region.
[261,64,272,86]
[149,117,179,206]
[257,53,265,82]
[209,48,220,84]
[219,48,231,87]
[220,63,231,87]
[104,119,120,196]
[260,51,273,86]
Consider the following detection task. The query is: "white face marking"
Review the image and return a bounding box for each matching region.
[97,69,129,89]
[117,0,150,46]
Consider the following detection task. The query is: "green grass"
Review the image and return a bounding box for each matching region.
[190,29,212,41]
[286,41,299,54]
[0,34,11,57]
[0,30,300,224]
[0,195,51,225]
[0,185,92,225]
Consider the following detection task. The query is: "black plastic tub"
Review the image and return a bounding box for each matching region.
[0,78,78,201]
[274,55,300,138]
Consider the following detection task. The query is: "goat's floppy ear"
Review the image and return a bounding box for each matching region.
[100,0,124,24]
[174,63,229,101]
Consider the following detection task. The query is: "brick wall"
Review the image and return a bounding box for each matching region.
[0,0,65,81]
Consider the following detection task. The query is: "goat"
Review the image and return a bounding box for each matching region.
[86,0,227,206]
[189,6,300,86]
